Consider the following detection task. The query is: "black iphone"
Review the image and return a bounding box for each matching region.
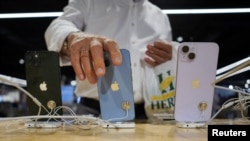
[24,51,63,118]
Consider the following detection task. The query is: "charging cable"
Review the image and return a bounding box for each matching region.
[203,58,250,127]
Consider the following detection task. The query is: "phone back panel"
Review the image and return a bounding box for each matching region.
[97,49,135,122]
[25,51,63,117]
[174,42,219,123]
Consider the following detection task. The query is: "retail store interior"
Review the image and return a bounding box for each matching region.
[0,0,249,118]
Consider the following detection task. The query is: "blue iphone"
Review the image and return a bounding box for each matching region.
[97,49,135,122]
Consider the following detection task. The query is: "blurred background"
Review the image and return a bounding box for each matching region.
[0,0,249,117]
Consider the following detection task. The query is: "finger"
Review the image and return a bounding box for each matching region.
[70,42,86,81]
[154,41,172,60]
[103,39,122,66]
[147,44,162,53]
[80,43,97,84]
[145,50,165,64]
[154,40,172,50]
[144,57,158,67]
[90,39,105,77]
[146,44,166,63]
[147,44,169,60]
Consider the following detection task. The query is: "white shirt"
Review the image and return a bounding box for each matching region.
[45,0,172,103]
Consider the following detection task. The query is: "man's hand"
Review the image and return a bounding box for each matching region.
[64,32,122,84]
[144,40,172,67]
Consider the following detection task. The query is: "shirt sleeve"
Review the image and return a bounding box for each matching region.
[44,0,89,66]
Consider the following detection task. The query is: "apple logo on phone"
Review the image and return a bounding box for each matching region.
[39,81,48,91]
[111,81,119,91]
[191,79,200,88]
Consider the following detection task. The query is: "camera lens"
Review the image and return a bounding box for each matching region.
[188,52,196,60]
[182,46,189,53]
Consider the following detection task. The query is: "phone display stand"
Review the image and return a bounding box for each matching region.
[102,121,135,129]
[215,56,249,81]
[176,122,207,128]
[25,121,62,128]
[0,74,26,87]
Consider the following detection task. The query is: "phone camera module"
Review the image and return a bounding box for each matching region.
[32,53,41,67]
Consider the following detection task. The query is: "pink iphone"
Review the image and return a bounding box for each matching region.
[174,42,219,127]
